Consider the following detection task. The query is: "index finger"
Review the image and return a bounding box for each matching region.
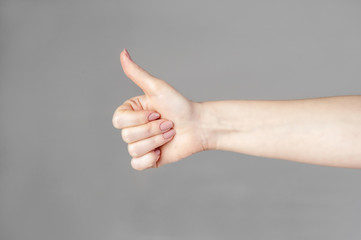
[112,106,160,129]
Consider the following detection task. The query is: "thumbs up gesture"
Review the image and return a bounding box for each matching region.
[112,49,207,170]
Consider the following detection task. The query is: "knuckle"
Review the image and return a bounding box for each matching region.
[112,114,121,128]
[128,99,138,109]
[128,144,139,158]
[148,82,158,92]
[112,116,118,128]
[144,155,157,169]
[121,129,131,143]
[148,79,163,92]
[154,134,164,145]
[149,136,158,147]
[146,122,154,135]
[146,155,157,168]
[131,159,144,171]
[130,153,159,171]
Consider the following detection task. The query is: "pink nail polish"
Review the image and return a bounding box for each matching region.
[148,112,160,121]
[124,49,132,61]
[159,121,173,131]
[163,129,176,139]
[155,149,161,155]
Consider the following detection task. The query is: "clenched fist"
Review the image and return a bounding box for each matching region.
[112,49,207,170]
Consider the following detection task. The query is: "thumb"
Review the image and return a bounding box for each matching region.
[120,49,166,95]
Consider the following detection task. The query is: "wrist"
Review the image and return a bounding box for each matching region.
[193,101,220,151]
[194,100,251,152]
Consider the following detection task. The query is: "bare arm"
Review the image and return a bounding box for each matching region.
[197,96,361,168]
[113,49,361,170]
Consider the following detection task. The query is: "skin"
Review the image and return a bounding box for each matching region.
[113,49,361,170]
[113,49,206,170]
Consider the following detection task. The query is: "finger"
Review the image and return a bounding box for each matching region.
[127,129,176,158]
[112,109,160,129]
[131,149,161,171]
[121,119,174,143]
[120,49,167,94]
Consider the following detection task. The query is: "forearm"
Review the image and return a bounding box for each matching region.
[196,95,361,168]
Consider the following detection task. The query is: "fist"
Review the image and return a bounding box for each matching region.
[112,49,207,170]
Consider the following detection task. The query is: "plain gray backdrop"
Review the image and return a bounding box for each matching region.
[1,0,361,239]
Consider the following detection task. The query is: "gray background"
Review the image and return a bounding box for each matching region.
[1,0,361,239]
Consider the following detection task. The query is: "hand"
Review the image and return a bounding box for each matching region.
[112,49,207,170]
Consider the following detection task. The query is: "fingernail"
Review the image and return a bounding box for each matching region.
[163,129,176,139]
[148,112,160,121]
[155,149,161,155]
[159,120,173,131]
[124,48,132,61]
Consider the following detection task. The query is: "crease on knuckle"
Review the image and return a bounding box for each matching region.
[128,144,139,158]
[146,122,154,135]
[121,129,131,143]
